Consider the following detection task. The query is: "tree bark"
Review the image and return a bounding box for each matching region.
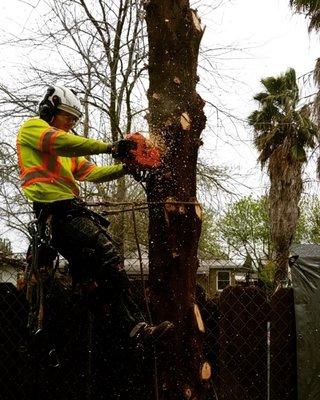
[144,2,209,398]
[269,140,303,285]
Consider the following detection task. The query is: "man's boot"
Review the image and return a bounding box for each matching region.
[108,291,174,345]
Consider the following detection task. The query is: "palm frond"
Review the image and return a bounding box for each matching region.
[290,144,307,161]
[313,90,320,125]
[309,9,320,31]
[253,92,269,103]
[290,0,320,32]
[290,0,320,14]
[313,58,320,85]
[261,76,283,95]
[250,67,319,167]
[317,154,320,179]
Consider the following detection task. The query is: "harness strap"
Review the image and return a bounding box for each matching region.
[33,199,110,228]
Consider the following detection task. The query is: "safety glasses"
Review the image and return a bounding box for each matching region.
[56,110,79,124]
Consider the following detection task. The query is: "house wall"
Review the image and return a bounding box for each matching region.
[128,269,245,298]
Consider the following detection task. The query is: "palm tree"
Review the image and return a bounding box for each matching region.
[248,68,318,284]
[290,0,320,32]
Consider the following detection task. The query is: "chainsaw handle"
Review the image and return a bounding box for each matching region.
[111,138,137,159]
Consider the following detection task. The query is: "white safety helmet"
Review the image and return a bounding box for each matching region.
[39,85,83,122]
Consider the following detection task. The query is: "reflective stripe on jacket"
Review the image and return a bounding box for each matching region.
[17,118,126,203]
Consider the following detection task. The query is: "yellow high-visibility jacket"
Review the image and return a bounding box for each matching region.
[16,118,126,203]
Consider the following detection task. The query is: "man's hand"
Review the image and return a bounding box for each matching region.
[111,132,161,178]
[111,139,136,159]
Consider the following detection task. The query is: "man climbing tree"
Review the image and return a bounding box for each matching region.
[143,2,211,399]
[17,85,174,351]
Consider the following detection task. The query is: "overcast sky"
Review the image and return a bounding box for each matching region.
[199,0,319,197]
[0,0,319,250]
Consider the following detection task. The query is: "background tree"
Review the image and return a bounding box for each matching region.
[0,141,31,244]
[218,195,310,289]
[298,195,320,243]
[248,68,318,283]
[198,207,225,257]
[219,195,309,268]
[0,238,12,257]
[219,196,272,270]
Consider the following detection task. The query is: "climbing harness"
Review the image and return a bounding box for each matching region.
[25,213,58,334]
[25,212,60,368]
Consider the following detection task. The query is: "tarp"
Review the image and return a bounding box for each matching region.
[290,244,320,400]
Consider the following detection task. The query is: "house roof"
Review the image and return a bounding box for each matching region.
[125,254,248,276]
[199,258,249,271]
[291,244,320,259]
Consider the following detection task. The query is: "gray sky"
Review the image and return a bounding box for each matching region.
[199,0,319,197]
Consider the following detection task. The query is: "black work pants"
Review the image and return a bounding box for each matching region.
[33,199,144,331]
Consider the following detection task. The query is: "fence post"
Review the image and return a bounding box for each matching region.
[270,287,297,400]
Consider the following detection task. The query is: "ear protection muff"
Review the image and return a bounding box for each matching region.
[38,86,59,123]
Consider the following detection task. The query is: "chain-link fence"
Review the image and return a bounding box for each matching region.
[0,258,152,400]
[0,251,297,400]
[210,285,296,400]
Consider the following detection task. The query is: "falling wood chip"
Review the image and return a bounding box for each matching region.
[180,112,191,130]
[184,387,192,399]
[195,202,202,220]
[191,9,202,32]
[200,361,211,381]
[164,197,177,227]
[165,197,178,213]
[173,76,181,85]
[164,117,173,127]
[152,92,161,100]
[178,205,186,214]
[194,303,205,333]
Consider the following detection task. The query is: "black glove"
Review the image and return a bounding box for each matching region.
[111,139,136,159]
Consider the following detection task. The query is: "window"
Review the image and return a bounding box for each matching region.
[217,271,231,291]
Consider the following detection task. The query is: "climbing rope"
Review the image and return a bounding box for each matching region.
[130,202,160,400]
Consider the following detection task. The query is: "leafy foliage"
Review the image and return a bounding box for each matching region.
[198,207,225,257]
[0,238,12,257]
[218,196,271,270]
[218,195,309,270]
[299,195,320,243]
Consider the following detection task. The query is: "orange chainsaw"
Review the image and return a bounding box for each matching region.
[124,132,161,170]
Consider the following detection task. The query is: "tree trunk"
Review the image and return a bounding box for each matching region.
[144,2,209,399]
[269,142,303,285]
